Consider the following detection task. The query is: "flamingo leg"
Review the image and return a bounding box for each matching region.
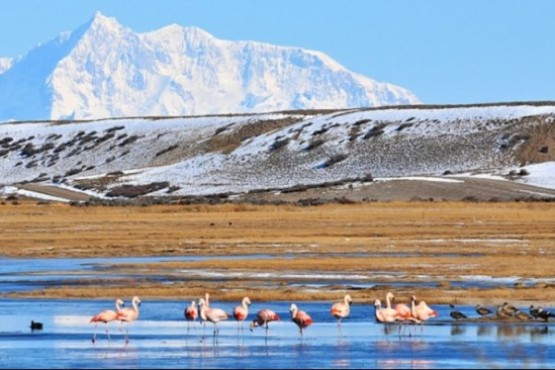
[105,323,111,341]
[92,323,98,343]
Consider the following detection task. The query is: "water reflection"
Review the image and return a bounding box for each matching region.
[450,324,466,336]
[477,325,492,336]
[332,336,351,368]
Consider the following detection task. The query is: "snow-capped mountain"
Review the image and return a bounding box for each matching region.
[0,58,12,75]
[0,12,419,122]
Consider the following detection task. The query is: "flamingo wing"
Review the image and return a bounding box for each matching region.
[394,303,411,319]
[331,302,348,318]
[116,307,137,322]
[206,307,229,322]
[90,309,117,323]
[297,311,314,328]
[233,306,248,321]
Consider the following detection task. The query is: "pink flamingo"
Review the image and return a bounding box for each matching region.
[290,303,313,337]
[387,292,412,321]
[90,298,124,343]
[249,309,280,339]
[184,300,198,333]
[409,295,437,335]
[373,299,399,323]
[331,294,352,328]
[115,296,141,343]
[411,295,438,322]
[233,297,251,333]
[383,292,402,321]
[198,297,229,340]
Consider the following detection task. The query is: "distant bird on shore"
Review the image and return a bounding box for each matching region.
[250,309,280,339]
[476,304,493,317]
[530,305,555,322]
[30,320,43,331]
[515,309,534,321]
[233,297,252,332]
[290,303,313,337]
[449,304,467,321]
[331,294,352,328]
[116,296,141,343]
[497,302,517,319]
[89,298,124,343]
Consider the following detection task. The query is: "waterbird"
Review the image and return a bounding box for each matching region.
[530,306,555,322]
[497,302,516,319]
[374,299,400,323]
[233,297,252,332]
[449,304,468,321]
[89,298,124,343]
[515,309,534,321]
[184,300,198,333]
[383,292,402,321]
[530,305,542,319]
[476,304,493,317]
[30,320,43,331]
[331,294,352,328]
[290,303,313,337]
[249,309,280,338]
[198,297,229,340]
[538,309,555,322]
[115,296,141,343]
[387,292,412,321]
[411,296,438,322]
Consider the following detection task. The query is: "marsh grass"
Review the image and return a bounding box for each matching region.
[2,201,555,303]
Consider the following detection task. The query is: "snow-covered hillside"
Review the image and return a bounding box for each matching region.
[1,103,554,199]
[0,12,419,122]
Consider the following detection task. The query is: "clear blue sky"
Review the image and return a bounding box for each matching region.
[1,0,554,104]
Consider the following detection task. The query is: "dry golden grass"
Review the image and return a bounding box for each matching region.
[2,200,555,303]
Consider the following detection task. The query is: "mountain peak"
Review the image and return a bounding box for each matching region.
[0,13,420,121]
[85,11,124,34]
[0,57,13,74]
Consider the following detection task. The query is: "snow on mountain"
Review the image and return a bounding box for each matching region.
[0,12,419,122]
[0,58,12,75]
[1,103,554,199]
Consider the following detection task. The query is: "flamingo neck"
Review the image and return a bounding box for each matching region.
[411,299,417,317]
[200,305,208,321]
[386,295,392,309]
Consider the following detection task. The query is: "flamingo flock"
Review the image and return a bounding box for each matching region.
[87,292,439,343]
[87,292,554,344]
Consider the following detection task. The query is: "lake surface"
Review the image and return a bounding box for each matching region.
[1,298,554,369]
[2,255,551,295]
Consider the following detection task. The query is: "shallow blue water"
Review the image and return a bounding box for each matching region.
[0,299,554,369]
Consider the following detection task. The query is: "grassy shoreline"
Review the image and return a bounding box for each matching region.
[2,200,555,304]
